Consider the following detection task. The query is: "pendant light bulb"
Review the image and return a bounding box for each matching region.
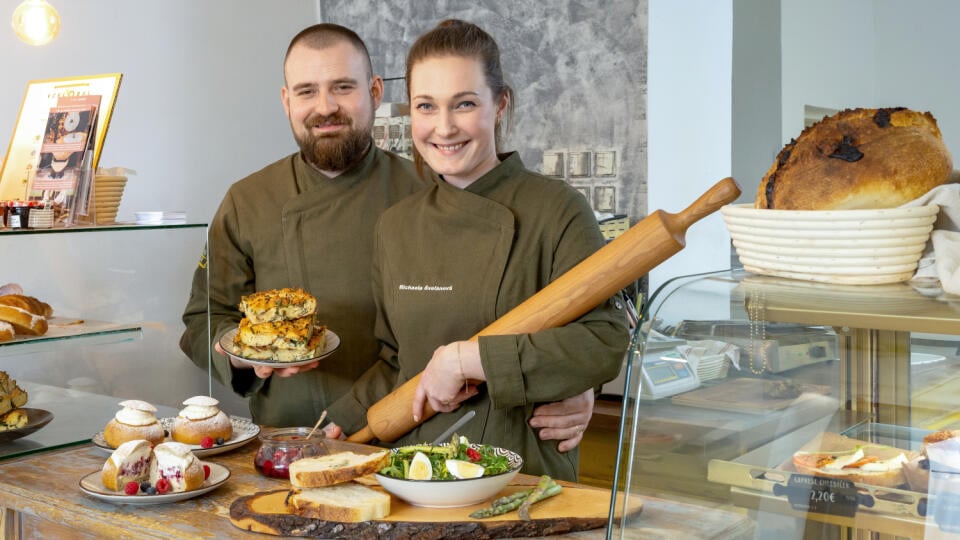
[12,0,60,46]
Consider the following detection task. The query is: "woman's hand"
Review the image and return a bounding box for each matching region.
[412,341,480,421]
[528,388,595,453]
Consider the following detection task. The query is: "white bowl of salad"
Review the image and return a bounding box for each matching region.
[375,436,523,508]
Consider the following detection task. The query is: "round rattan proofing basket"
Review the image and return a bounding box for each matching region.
[721,204,938,285]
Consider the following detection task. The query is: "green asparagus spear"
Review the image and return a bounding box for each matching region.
[469,491,529,518]
[490,489,533,508]
[518,475,562,521]
[469,477,562,519]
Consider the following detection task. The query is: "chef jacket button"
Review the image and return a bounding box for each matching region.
[614,299,623,310]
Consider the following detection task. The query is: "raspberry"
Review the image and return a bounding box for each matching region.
[200,436,214,449]
[203,464,211,479]
[155,478,171,495]
[124,481,140,495]
[466,448,482,462]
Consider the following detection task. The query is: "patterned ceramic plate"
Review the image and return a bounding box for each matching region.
[91,416,260,457]
[219,327,340,368]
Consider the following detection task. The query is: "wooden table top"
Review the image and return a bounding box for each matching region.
[0,438,754,539]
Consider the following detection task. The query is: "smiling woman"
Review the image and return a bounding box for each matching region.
[325,19,630,482]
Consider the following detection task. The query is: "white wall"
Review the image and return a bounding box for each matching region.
[780,0,876,142]
[647,0,734,301]
[0,1,319,415]
[780,0,960,179]
[1,0,317,223]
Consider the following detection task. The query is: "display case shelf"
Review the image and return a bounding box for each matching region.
[609,268,960,539]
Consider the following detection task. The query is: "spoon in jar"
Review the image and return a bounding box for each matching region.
[306,410,328,439]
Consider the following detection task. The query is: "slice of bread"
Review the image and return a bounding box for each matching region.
[239,288,316,324]
[287,482,390,522]
[289,450,391,488]
[232,328,326,361]
[236,315,316,349]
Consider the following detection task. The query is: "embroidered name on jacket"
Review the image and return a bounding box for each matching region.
[398,284,454,291]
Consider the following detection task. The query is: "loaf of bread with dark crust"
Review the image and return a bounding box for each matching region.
[757,108,953,210]
[289,450,390,488]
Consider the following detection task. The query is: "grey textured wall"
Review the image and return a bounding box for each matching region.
[321,1,648,220]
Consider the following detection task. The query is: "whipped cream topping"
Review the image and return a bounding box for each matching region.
[115,400,158,426]
[179,395,221,421]
[109,439,152,466]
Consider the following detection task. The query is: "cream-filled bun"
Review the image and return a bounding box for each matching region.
[101,439,154,491]
[149,442,204,492]
[103,399,165,449]
[171,395,232,445]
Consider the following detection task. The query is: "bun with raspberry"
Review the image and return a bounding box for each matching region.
[171,395,232,445]
[101,439,154,491]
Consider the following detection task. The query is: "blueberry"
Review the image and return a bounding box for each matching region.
[139,481,151,492]
[216,437,225,445]
[144,486,157,495]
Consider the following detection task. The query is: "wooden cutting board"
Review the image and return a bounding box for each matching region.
[229,477,641,539]
[670,377,832,414]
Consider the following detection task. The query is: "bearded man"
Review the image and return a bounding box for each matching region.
[181,24,596,452]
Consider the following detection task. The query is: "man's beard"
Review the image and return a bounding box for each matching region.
[296,110,371,172]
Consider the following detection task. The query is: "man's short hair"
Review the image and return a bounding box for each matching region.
[285,23,374,81]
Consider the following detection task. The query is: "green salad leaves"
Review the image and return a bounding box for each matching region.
[379,434,514,480]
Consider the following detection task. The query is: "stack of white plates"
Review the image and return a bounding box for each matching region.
[693,353,728,382]
[135,211,186,225]
[721,204,938,285]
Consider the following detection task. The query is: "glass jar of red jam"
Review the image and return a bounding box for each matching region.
[5,201,31,229]
[254,427,328,479]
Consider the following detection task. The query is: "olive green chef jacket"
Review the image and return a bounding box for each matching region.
[327,153,629,480]
[180,146,425,427]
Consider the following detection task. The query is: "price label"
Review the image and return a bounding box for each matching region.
[773,475,860,517]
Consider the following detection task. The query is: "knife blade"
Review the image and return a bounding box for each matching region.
[430,410,477,445]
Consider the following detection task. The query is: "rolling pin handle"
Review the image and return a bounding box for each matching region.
[673,177,741,230]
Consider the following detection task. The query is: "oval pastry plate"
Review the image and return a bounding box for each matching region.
[0,408,54,444]
[219,327,340,368]
[79,461,229,505]
[91,416,260,457]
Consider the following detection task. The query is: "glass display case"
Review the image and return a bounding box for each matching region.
[0,224,210,461]
[609,268,960,539]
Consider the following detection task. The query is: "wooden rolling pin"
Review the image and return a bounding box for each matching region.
[348,177,741,443]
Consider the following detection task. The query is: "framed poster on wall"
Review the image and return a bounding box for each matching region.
[0,73,122,201]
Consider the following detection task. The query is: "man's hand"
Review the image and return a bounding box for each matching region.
[528,389,594,453]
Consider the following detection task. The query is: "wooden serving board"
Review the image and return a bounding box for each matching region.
[671,377,832,414]
[229,478,641,539]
